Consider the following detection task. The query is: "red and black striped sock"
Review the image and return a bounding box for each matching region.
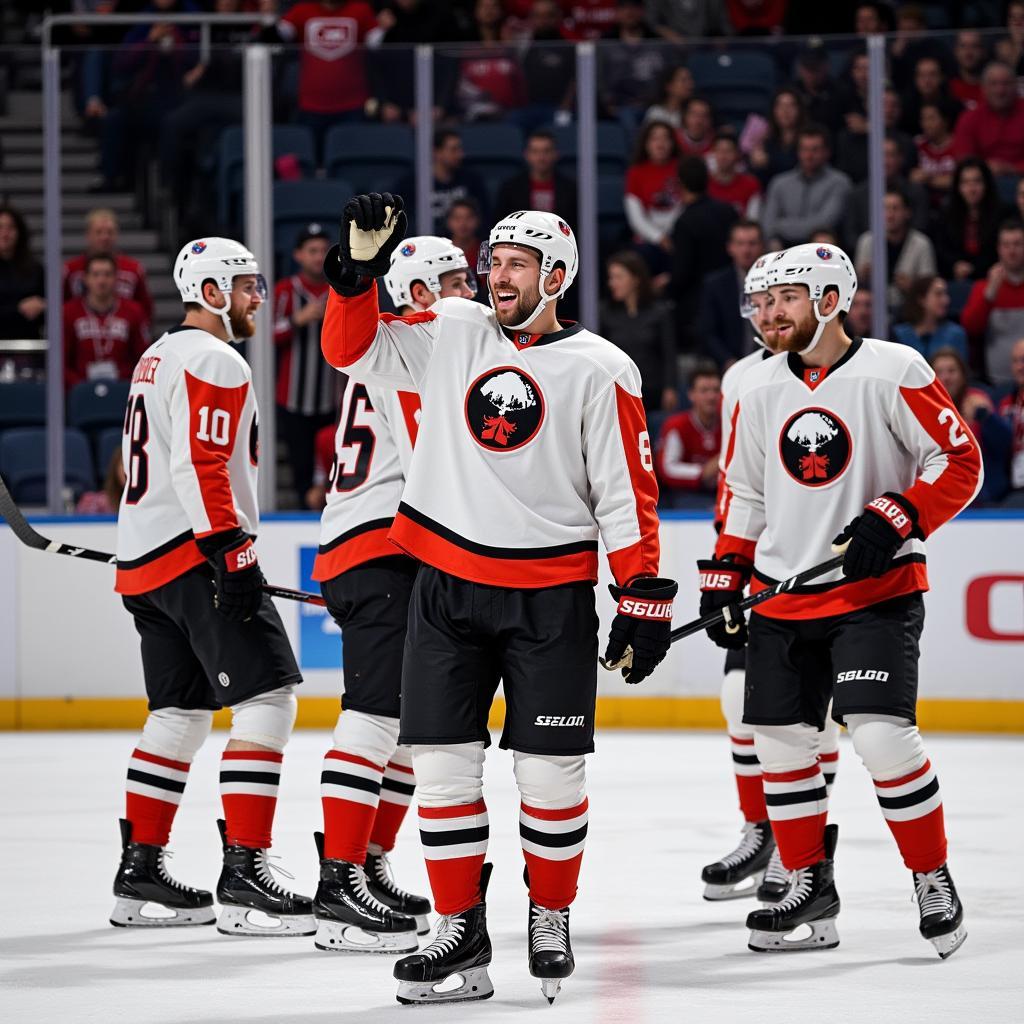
[219,749,282,849]
[125,747,191,847]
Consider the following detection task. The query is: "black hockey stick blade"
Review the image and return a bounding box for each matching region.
[600,548,848,672]
[0,471,326,606]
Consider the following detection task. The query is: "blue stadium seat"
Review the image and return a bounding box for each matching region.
[324,124,414,194]
[460,122,525,180]
[67,380,131,433]
[273,179,353,276]
[947,278,974,318]
[597,173,629,249]
[688,50,777,123]
[0,381,46,430]
[96,427,123,480]
[553,122,630,177]
[0,427,95,504]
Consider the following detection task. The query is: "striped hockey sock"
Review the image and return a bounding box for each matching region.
[320,749,383,863]
[219,749,282,849]
[125,747,191,847]
[874,759,947,872]
[762,765,829,870]
[369,751,416,854]
[730,734,768,823]
[819,748,839,798]
[418,800,489,915]
[520,798,589,910]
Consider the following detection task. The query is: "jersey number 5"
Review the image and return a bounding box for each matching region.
[938,408,971,447]
[329,383,376,492]
[123,394,149,504]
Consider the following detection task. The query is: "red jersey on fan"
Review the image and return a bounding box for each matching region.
[998,388,1024,489]
[63,253,153,327]
[708,172,762,216]
[62,296,150,390]
[279,1,377,114]
[625,161,681,212]
[564,0,618,39]
[656,410,722,492]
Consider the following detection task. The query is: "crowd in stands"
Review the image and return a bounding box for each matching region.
[7,1,1024,509]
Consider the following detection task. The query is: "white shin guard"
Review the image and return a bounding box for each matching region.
[137,707,214,762]
[753,723,823,775]
[512,751,586,808]
[229,684,297,752]
[331,708,401,767]
[412,742,486,807]
[845,714,926,781]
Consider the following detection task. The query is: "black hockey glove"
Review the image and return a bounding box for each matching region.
[324,192,408,296]
[697,557,750,650]
[603,577,677,685]
[833,492,920,582]
[196,529,265,623]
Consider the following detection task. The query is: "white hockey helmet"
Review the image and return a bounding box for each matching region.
[384,235,474,310]
[479,210,579,329]
[173,237,266,339]
[740,250,781,347]
[764,243,857,354]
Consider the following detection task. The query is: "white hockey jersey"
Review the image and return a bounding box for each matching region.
[320,282,661,588]
[717,337,982,618]
[115,326,259,595]
[312,375,420,581]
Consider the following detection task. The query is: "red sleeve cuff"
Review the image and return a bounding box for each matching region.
[713,533,756,565]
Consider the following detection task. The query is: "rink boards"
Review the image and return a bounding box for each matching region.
[1,511,1022,731]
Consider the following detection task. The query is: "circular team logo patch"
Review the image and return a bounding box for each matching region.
[779,407,852,487]
[464,366,544,452]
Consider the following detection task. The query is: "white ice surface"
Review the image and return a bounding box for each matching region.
[0,731,1019,1024]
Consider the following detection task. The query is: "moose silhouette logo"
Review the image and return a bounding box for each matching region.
[464,366,545,452]
[779,407,852,486]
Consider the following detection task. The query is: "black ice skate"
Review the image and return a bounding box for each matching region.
[312,832,419,953]
[914,863,967,959]
[702,820,775,900]
[528,901,574,1004]
[365,848,432,935]
[110,819,215,928]
[393,863,494,1005]
[746,824,841,952]
[756,845,793,903]
[215,819,316,936]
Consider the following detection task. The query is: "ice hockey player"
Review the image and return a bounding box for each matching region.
[310,236,476,954]
[700,254,841,904]
[703,242,980,958]
[319,193,675,1004]
[111,238,314,937]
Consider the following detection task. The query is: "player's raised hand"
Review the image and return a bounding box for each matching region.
[341,192,407,277]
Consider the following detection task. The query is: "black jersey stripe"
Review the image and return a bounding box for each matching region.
[318,517,395,554]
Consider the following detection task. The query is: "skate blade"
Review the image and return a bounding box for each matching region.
[930,925,967,960]
[541,978,561,1004]
[395,967,494,1005]
[703,871,765,901]
[314,919,419,954]
[110,897,215,928]
[748,918,839,952]
[216,905,316,937]
[414,914,430,936]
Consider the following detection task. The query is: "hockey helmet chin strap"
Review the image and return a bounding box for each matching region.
[195,274,267,342]
[480,241,560,331]
[799,295,842,355]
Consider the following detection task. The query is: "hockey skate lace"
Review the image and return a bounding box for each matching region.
[254,851,295,895]
[347,863,394,915]
[763,847,791,888]
[530,906,569,955]
[157,850,199,894]
[419,915,465,960]
[371,852,401,894]
[719,823,764,869]
[772,866,814,914]
[914,870,952,917]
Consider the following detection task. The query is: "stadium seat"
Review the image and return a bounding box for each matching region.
[0,427,95,504]
[0,381,46,430]
[460,122,525,181]
[96,427,123,479]
[597,173,629,250]
[553,122,630,177]
[324,124,414,194]
[688,50,777,124]
[947,278,974,318]
[67,380,131,434]
[273,179,352,275]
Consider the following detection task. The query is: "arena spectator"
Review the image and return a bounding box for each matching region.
[0,204,45,341]
[494,129,578,223]
[809,228,841,246]
[697,218,764,368]
[746,87,805,185]
[273,224,338,508]
[707,131,762,218]
[888,4,957,93]
[892,275,969,361]
[446,197,484,288]
[997,337,1024,504]
[790,46,841,132]
[899,56,963,137]
[846,285,877,337]
[645,0,726,40]
[761,125,851,248]
[624,120,682,276]
[835,50,869,152]
[930,346,1012,504]
[598,0,668,132]
[63,253,149,390]
[932,158,1011,281]
[1015,178,1024,227]
[516,0,576,131]
[394,129,489,235]
[76,448,126,516]
[599,250,677,413]
[854,188,937,317]
[307,421,335,511]
[643,65,695,132]
[63,209,153,328]
[725,0,789,35]
[953,61,1024,177]
[950,29,987,109]
[656,363,722,508]
[678,96,715,157]
[451,0,527,122]
[564,0,620,40]
[670,155,737,348]
[961,220,1024,388]
[994,0,1024,80]
[911,103,957,207]
[854,2,890,34]
[837,82,916,183]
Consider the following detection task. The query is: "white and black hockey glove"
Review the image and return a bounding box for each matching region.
[324,191,407,296]
[603,577,677,685]
[697,557,750,650]
[196,528,265,623]
[833,491,920,581]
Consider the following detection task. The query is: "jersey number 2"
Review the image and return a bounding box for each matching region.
[123,394,149,504]
[938,408,970,447]
[329,383,376,492]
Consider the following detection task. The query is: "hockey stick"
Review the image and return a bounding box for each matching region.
[0,472,326,607]
[600,549,848,671]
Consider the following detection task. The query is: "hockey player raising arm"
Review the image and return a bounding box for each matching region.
[705,243,981,959]
[112,239,314,937]
[319,193,676,1005]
